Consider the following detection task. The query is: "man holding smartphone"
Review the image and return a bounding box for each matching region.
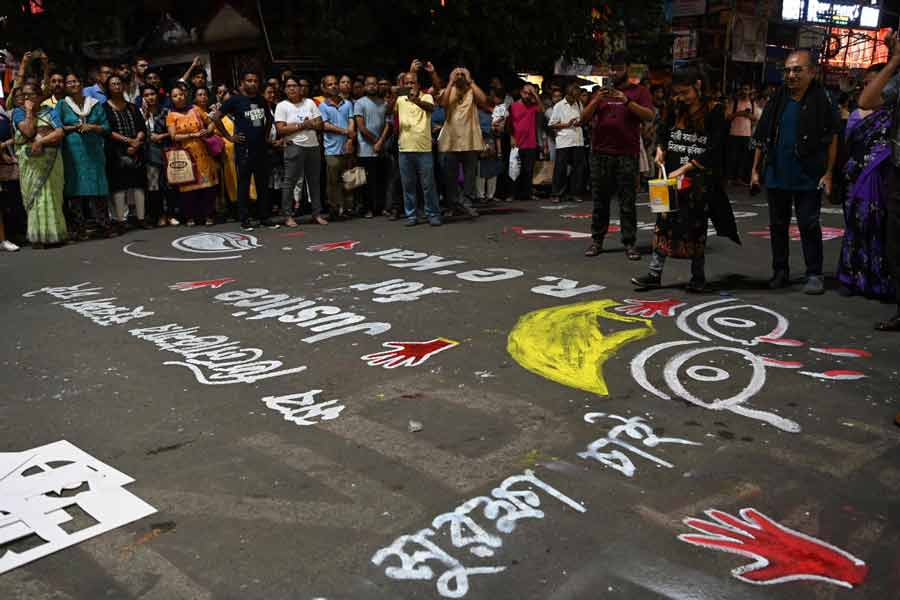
[751,50,839,295]
[581,55,654,261]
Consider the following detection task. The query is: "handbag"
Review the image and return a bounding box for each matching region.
[165,148,198,186]
[194,109,224,157]
[341,166,367,191]
[648,165,679,213]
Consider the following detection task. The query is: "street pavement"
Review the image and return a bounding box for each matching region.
[1,185,898,600]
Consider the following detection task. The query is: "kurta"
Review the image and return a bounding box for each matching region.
[654,104,727,259]
[104,101,147,192]
[56,98,110,197]
[166,107,220,192]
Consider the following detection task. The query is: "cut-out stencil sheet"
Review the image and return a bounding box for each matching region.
[0,440,156,574]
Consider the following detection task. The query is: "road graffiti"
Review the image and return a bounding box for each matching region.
[349,279,458,303]
[361,339,459,369]
[507,300,656,396]
[505,226,592,240]
[307,240,361,252]
[169,278,237,291]
[578,413,701,477]
[261,390,346,426]
[371,469,585,598]
[0,440,156,575]
[613,298,686,318]
[124,232,262,262]
[678,508,868,588]
[748,226,845,241]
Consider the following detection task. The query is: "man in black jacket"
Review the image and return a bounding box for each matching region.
[751,50,840,295]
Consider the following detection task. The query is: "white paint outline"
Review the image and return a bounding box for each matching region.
[123,242,241,262]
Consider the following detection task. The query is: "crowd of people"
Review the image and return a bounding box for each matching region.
[0,43,897,331]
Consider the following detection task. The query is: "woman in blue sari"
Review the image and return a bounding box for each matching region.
[836,64,896,302]
[56,71,112,239]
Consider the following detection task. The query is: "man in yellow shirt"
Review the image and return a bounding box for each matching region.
[396,70,441,226]
[40,71,66,108]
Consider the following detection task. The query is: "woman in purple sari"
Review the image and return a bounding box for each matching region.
[836,65,896,301]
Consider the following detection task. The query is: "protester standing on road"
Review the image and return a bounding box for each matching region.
[751,50,840,295]
[435,65,485,218]
[835,64,895,303]
[725,83,759,186]
[12,83,67,247]
[548,83,585,203]
[396,71,441,226]
[857,33,900,331]
[104,75,147,231]
[167,86,219,227]
[631,66,729,292]
[319,74,356,220]
[57,72,111,239]
[582,56,655,260]
[212,71,278,231]
[354,75,391,218]
[275,76,326,227]
[508,83,543,201]
[140,84,173,228]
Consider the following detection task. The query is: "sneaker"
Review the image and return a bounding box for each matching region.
[205,218,215,227]
[241,221,254,231]
[387,211,399,221]
[262,220,281,230]
[584,241,602,257]
[631,273,662,289]
[803,275,825,295]
[625,245,641,261]
[0,240,19,252]
[168,217,180,226]
[428,217,443,227]
[364,211,374,219]
[404,218,418,227]
[768,270,790,289]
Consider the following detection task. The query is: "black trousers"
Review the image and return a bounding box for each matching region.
[766,188,823,277]
[590,152,638,246]
[514,148,538,200]
[552,146,586,198]
[726,135,752,181]
[358,155,388,215]
[235,146,272,224]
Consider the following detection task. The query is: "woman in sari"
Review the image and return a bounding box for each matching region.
[166,86,219,227]
[632,66,733,292]
[836,64,896,303]
[12,83,67,248]
[104,74,147,231]
[56,72,112,239]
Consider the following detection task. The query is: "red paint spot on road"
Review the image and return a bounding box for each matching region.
[758,337,805,347]
[810,347,872,358]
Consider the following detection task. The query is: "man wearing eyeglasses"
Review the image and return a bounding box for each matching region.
[751,50,840,295]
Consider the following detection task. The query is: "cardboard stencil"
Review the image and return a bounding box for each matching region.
[0,440,156,573]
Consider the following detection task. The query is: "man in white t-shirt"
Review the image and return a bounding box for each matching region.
[548,84,585,202]
[275,77,326,227]
[725,83,761,185]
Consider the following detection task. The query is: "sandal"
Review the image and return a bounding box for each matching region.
[875,314,900,332]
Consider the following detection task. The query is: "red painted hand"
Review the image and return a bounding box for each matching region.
[678,508,868,588]
[169,278,237,291]
[614,299,686,318]
[361,338,459,369]
[306,240,360,252]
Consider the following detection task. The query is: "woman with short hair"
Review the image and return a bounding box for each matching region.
[104,74,147,230]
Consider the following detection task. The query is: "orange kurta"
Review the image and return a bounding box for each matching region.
[166,107,220,192]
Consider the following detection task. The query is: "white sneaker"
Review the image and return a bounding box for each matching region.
[1,240,19,252]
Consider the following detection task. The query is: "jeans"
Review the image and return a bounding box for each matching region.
[325,155,353,214]
[552,146,586,198]
[766,188,823,276]
[649,249,706,283]
[514,148,538,200]
[358,155,387,215]
[236,145,272,224]
[590,152,638,246]
[399,152,440,220]
[443,150,478,209]
[282,144,323,218]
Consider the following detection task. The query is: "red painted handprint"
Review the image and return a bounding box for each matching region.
[614,298,686,318]
[678,508,868,588]
[360,338,459,369]
[307,240,360,252]
[169,278,236,291]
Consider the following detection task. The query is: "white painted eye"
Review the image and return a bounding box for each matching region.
[676,298,790,347]
[172,232,262,253]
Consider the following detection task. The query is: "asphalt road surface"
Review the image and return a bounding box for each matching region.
[1,187,898,600]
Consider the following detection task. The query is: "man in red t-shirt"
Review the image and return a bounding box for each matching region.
[581,57,655,260]
[508,83,543,200]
